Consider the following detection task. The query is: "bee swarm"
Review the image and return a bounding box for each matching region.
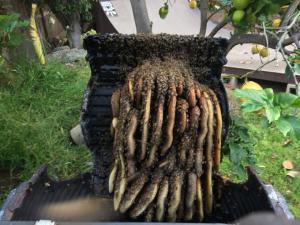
[109,57,223,222]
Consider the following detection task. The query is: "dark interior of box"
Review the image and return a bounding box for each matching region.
[9,167,273,223]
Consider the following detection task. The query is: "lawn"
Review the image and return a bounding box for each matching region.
[0,60,299,220]
[0,60,92,204]
[221,112,300,219]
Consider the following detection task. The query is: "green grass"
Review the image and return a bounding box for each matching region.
[220,113,300,220]
[0,60,299,220]
[0,60,92,204]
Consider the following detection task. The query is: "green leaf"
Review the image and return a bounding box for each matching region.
[275,118,292,136]
[265,106,280,123]
[285,65,293,77]
[262,3,280,15]
[7,33,23,48]
[274,92,298,108]
[229,143,246,164]
[14,20,29,29]
[240,102,264,112]
[295,64,300,75]
[284,116,300,139]
[260,117,270,128]
[254,1,267,15]
[239,128,250,141]
[291,97,300,107]
[0,13,27,50]
[294,49,300,55]
[264,88,274,101]
[233,89,269,105]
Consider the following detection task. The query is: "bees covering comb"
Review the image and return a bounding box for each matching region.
[109,57,223,222]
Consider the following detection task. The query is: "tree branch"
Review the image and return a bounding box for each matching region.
[130,0,152,33]
[282,32,300,47]
[240,58,276,79]
[207,5,227,20]
[293,33,300,49]
[199,0,208,37]
[227,32,300,54]
[280,0,300,29]
[208,17,230,37]
[227,33,279,52]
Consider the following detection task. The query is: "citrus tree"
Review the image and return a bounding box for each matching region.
[159,0,300,94]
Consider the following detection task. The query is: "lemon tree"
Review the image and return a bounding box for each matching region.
[158,0,299,94]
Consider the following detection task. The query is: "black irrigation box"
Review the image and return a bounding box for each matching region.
[0,34,293,224]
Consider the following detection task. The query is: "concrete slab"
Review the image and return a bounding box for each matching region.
[227,45,286,74]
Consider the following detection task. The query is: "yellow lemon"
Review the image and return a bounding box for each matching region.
[272,18,281,28]
[251,44,263,54]
[189,0,197,9]
[259,47,269,58]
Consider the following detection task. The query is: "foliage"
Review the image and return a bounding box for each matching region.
[23,0,93,27]
[160,0,296,31]
[228,0,291,33]
[0,13,28,58]
[223,116,256,179]
[202,0,295,33]
[158,0,300,92]
[0,60,91,180]
[233,88,300,138]
[46,0,93,23]
[286,49,300,77]
[81,29,97,40]
[220,113,300,219]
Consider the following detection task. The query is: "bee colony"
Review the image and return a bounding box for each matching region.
[109,57,223,222]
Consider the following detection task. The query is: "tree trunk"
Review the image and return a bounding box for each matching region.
[130,0,152,33]
[67,13,82,49]
[199,0,208,36]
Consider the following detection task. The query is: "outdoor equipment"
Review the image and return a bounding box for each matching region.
[0,34,293,224]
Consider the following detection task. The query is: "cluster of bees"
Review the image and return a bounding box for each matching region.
[108,57,223,222]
